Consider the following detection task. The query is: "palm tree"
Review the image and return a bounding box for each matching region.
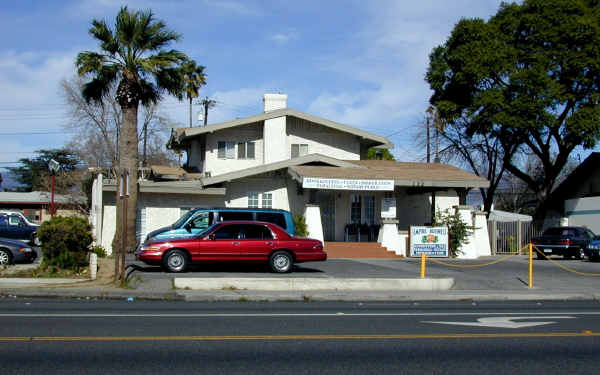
[181,60,206,127]
[76,6,189,281]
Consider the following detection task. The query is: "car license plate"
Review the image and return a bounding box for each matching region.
[543,249,552,253]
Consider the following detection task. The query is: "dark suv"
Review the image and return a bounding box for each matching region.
[532,226,596,259]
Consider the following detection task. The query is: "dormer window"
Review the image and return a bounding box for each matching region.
[291,143,308,158]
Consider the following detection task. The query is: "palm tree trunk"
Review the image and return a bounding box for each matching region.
[118,102,139,281]
[189,97,193,127]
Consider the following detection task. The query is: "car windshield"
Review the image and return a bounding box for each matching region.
[173,210,196,228]
[543,227,576,236]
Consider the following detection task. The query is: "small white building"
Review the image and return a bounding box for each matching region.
[91,94,490,256]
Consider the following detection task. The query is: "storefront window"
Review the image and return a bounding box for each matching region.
[364,195,375,224]
[351,194,361,223]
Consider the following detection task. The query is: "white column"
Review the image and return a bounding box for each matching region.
[304,204,324,243]
[378,219,402,255]
[472,211,491,257]
[455,205,478,259]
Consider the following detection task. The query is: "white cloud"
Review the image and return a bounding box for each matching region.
[269,31,298,45]
[307,0,503,160]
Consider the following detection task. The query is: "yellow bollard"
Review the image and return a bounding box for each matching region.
[420,253,426,278]
[529,243,533,288]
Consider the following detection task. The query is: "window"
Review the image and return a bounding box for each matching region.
[8,214,22,226]
[219,211,254,221]
[217,141,235,159]
[351,195,362,224]
[364,195,375,225]
[262,193,273,208]
[243,224,273,240]
[237,141,255,159]
[190,212,210,230]
[291,143,308,158]
[213,224,243,239]
[256,212,287,229]
[248,192,259,208]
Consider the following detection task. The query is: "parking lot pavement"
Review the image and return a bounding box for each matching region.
[128,254,600,294]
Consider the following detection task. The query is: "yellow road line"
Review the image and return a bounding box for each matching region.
[0,332,599,342]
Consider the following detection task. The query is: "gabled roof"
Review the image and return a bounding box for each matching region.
[201,153,364,186]
[547,152,600,211]
[168,108,393,149]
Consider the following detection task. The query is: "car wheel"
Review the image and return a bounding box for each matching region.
[0,249,12,266]
[269,250,293,273]
[575,248,584,260]
[163,249,188,273]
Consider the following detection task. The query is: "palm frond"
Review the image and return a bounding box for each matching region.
[155,67,186,99]
[89,19,118,55]
[82,65,119,103]
[138,79,161,105]
[76,52,107,75]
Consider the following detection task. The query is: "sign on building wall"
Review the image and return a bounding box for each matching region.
[409,226,449,257]
[381,198,396,218]
[302,177,394,191]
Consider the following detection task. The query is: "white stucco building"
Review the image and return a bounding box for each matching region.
[91,94,490,256]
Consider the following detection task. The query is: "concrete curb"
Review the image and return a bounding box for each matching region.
[0,278,90,287]
[173,277,455,291]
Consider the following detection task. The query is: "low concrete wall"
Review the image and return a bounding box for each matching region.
[174,277,455,291]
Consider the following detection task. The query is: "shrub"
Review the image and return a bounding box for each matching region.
[432,209,475,258]
[293,214,308,238]
[91,245,107,258]
[37,216,93,272]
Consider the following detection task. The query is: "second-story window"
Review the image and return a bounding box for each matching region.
[291,144,308,158]
[248,192,259,208]
[217,141,235,159]
[237,141,255,159]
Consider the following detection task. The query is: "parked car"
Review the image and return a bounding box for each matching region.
[531,226,596,259]
[136,221,326,273]
[0,237,37,265]
[584,238,600,261]
[0,212,40,246]
[144,208,296,242]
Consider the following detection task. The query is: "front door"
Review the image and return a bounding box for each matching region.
[315,192,336,241]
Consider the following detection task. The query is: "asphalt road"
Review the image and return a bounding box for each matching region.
[1,299,600,374]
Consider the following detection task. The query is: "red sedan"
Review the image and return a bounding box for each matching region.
[135,221,327,273]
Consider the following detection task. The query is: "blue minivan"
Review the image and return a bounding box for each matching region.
[144,208,295,242]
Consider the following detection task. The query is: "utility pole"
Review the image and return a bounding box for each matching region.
[199,96,216,126]
[426,116,431,163]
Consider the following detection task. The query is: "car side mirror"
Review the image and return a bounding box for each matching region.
[209,233,216,241]
[184,222,192,232]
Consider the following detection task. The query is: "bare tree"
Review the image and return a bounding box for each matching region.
[62,77,178,169]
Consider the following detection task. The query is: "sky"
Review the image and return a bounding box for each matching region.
[0,0,513,187]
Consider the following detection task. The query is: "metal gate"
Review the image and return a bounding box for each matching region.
[488,220,541,254]
[315,192,336,241]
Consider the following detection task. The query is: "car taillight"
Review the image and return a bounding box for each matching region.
[313,243,323,251]
[561,239,573,245]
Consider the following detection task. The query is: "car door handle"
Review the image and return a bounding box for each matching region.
[266,241,273,245]
[232,242,240,246]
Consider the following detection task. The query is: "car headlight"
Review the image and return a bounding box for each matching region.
[18,247,33,253]
[140,245,161,251]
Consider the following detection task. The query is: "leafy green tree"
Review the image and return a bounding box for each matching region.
[76,6,194,280]
[181,59,206,127]
[426,0,600,221]
[7,149,80,192]
[366,148,395,160]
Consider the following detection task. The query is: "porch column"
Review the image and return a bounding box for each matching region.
[305,204,324,243]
